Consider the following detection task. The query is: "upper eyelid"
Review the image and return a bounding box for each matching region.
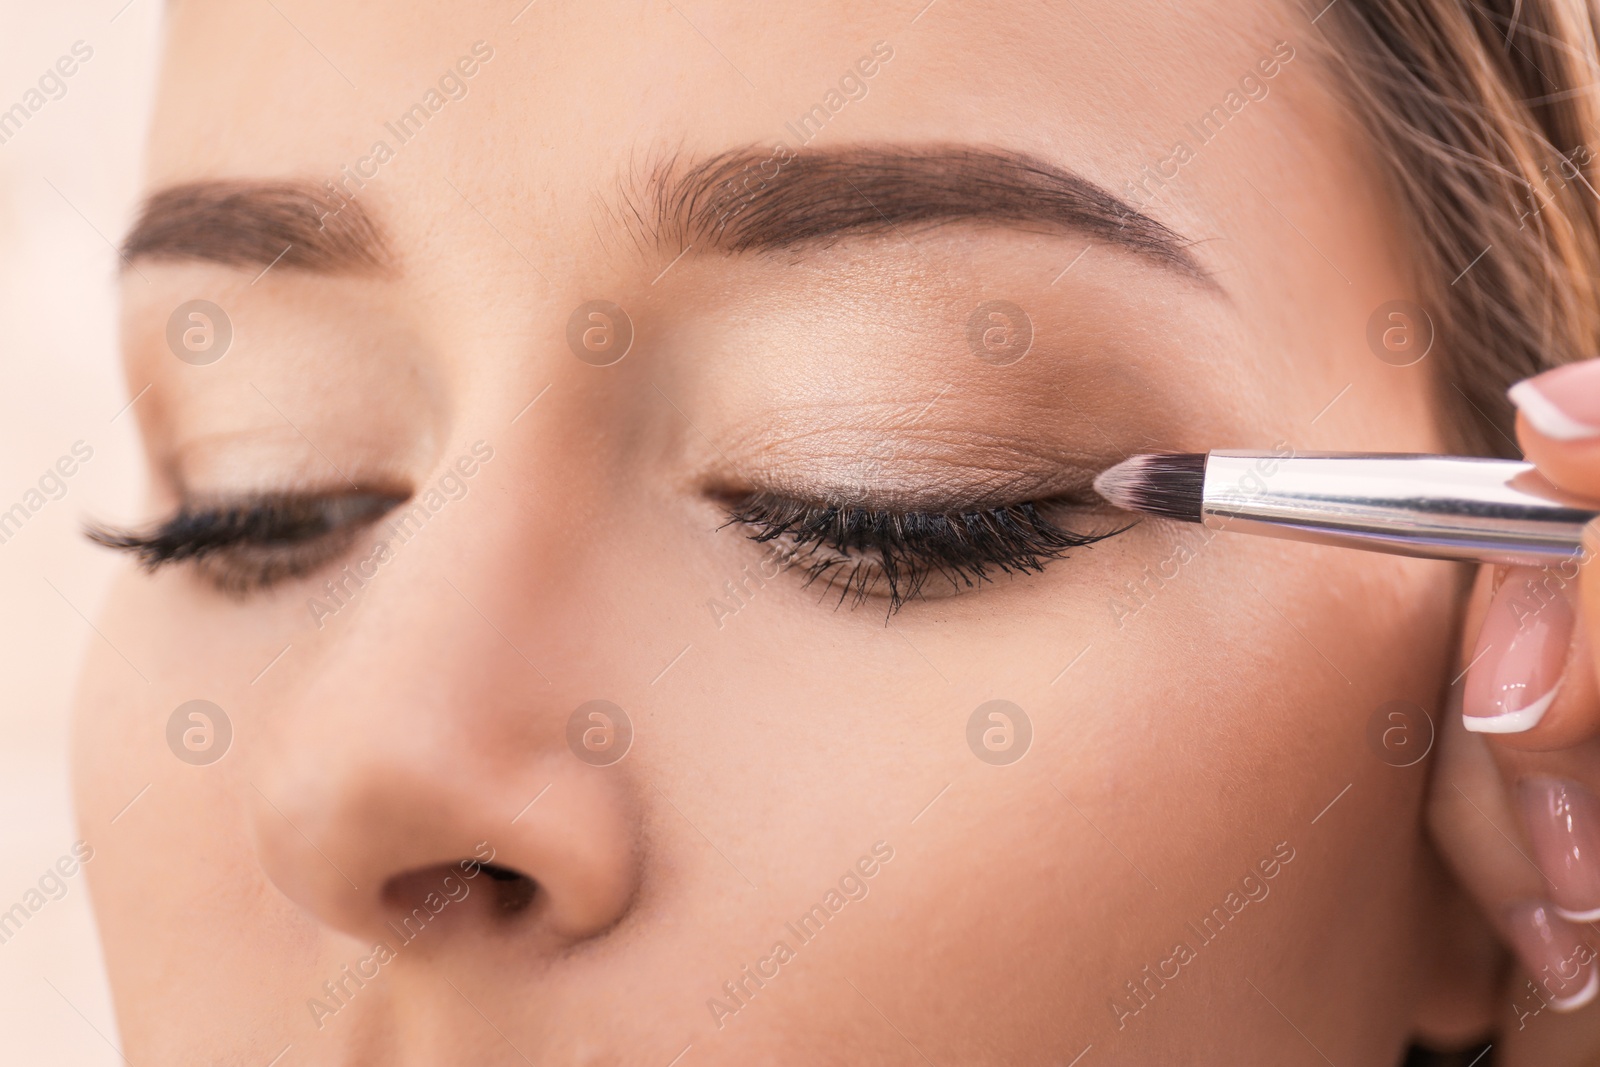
[745,464,1131,515]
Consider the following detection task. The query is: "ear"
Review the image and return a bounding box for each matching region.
[1414,564,1508,1047]
[1412,779,1505,1046]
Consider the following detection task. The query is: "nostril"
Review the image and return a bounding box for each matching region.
[377,860,538,936]
[479,863,537,916]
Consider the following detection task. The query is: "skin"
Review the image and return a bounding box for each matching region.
[73,0,1512,1062]
[1426,406,1600,1066]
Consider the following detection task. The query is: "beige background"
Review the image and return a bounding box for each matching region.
[0,1,161,1061]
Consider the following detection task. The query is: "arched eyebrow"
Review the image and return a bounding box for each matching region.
[122,147,1215,289]
[121,180,391,275]
[622,145,1217,288]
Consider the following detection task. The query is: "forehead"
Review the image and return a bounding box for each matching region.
[146,0,1310,210]
[140,0,1378,422]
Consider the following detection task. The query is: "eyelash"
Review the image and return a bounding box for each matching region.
[86,493,404,595]
[87,488,1129,610]
[723,490,1129,613]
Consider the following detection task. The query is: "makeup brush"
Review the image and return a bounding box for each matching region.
[1093,451,1599,565]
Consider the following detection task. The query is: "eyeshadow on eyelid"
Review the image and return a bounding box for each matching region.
[697,428,1131,507]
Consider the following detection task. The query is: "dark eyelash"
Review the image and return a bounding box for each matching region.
[723,490,1132,613]
[85,492,405,595]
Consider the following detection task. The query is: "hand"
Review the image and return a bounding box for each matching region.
[1458,361,1600,744]
[1428,359,1600,1061]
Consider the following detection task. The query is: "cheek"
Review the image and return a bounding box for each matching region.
[669,510,1453,1041]
[72,573,322,1054]
[876,535,1459,1041]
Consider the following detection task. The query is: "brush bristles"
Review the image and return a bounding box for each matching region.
[1093,453,1207,523]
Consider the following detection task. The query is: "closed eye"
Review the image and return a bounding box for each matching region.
[85,491,407,595]
[722,489,1133,614]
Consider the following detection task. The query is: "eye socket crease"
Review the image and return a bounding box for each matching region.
[698,436,1122,518]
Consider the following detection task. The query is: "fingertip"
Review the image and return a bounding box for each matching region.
[1516,412,1600,502]
[1509,373,1600,442]
[1462,564,1579,744]
[1462,688,1558,734]
[1509,363,1600,500]
[1506,901,1600,1014]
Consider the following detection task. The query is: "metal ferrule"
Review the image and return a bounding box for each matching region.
[1201,451,1598,565]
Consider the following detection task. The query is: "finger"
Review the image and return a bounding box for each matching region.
[1462,561,1600,748]
[1509,360,1600,500]
[1489,738,1600,1026]
[1428,689,1600,1023]
[1430,574,1600,1029]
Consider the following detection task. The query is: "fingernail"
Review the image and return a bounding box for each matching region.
[1506,901,1599,1012]
[1522,778,1600,921]
[1463,565,1574,733]
[1508,361,1600,441]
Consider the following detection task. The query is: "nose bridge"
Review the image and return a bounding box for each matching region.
[247,484,642,949]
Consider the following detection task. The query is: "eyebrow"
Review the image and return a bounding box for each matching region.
[121,180,390,274]
[625,145,1213,284]
[123,147,1209,285]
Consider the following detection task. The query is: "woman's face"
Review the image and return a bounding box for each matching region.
[77,0,1479,1061]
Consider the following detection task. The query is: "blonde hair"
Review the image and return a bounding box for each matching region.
[1318,0,1600,457]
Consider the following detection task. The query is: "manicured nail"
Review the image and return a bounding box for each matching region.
[1522,778,1600,922]
[1508,361,1600,441]
[1463,565,1574,733]
[1507,901,1599,1012]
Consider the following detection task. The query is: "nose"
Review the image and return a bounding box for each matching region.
[247,548,641,950]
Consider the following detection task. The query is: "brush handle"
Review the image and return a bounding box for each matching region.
[1203,452,1598,565]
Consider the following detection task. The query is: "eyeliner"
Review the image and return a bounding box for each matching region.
[1093,451,1598,565]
